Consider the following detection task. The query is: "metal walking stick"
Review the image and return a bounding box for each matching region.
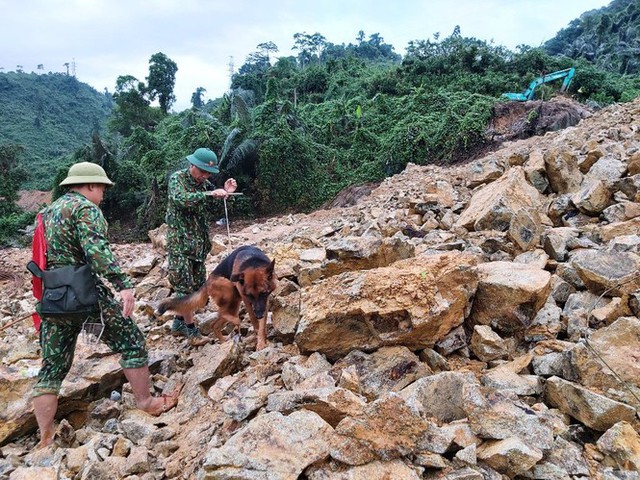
[221,193,243,251]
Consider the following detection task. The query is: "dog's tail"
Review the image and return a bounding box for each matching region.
[156,286,209,316]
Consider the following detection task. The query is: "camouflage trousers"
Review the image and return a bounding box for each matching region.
[33,290,148,397]
[167,253,206,297]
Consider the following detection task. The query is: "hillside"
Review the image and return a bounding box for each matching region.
[0,97,639,478]
[545,0,640,75]
[0,72,113,189]
[2,10,639,225]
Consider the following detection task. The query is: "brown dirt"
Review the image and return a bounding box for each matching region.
[321,182,380,209]
[446,95,593,167]
[17,190,51,212]
[488,95,592,142]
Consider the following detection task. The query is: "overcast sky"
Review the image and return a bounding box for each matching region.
[1,0,610,111]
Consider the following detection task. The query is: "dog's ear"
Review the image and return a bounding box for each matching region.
[267,259,275,279]
[230,272,244,285]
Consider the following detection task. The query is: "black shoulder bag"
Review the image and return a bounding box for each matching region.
[27,261,99,317]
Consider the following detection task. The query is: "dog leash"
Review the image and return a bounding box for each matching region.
[223,198,232,252]
[222,193,243,252]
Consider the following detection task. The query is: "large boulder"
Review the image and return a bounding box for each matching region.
[470,261,551,333]
[331,394,454,465]
[569,249,640,295]
[544,149,583,194]
[545,376,637,431]
[332,347,431,401]
[570,317,640,405]
[293,252,478,359]
[201,410,333,479]
[454,167,548,235]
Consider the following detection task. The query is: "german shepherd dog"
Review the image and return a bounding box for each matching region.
[157,246,276,350]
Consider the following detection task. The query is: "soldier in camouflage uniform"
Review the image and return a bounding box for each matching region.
[166,148,237,341]
[32,162,180,449]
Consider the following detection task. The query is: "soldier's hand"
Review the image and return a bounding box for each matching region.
[120,289,135,318]
[224,178,237,193]
[206,189,229,198]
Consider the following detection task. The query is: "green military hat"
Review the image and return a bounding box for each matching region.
[59,162,114,186]
[186,148,219,174]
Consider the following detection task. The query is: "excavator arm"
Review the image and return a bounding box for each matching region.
[502,67,575,101]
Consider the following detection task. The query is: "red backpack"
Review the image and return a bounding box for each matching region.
[30,212,47,331]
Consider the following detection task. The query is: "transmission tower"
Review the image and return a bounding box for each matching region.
[71,58,76,77]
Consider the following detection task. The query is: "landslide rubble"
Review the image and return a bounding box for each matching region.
[0,98,639,479]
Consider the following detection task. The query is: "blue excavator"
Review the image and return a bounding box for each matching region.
[501,67,576,101]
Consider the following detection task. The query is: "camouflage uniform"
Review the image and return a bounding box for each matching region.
[166,169,212,297]
[33,191,148,397]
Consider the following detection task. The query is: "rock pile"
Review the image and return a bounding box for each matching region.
[1,98,639,479]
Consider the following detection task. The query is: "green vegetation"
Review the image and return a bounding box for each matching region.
[0,144,34,245]
[544,0,640,76]
[0,72,112,189]
[1,8,640,245]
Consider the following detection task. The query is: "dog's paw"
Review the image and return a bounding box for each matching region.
[141,302,162,317]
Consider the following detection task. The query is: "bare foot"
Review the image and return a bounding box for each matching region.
[139,384,183,416]
[36,432,54,449]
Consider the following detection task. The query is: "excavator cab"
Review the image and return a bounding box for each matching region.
[502,67,575,101]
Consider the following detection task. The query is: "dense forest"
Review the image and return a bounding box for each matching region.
[544,0,640,75]
[1,1,640,245]
[0,72,112,187]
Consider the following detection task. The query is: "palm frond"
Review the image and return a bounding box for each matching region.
[219,127,242,167]
[230,89,255,128]
[225,139,258,171]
